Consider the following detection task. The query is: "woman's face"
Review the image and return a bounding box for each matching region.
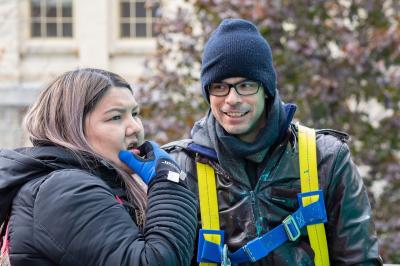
[84,86,144,173]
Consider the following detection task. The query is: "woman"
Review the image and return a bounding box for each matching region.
[0,68,197,265]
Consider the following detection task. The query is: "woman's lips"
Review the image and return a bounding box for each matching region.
[130,148,140,156]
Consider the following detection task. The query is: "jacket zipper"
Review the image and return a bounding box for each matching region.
[250,190,263,236]
[252,168,272,237]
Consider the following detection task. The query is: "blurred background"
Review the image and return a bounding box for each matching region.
[0,0,399,263]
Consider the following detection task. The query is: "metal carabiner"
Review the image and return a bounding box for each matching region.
[221,244,231,266]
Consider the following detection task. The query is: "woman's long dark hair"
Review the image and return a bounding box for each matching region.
[23,68,147,218]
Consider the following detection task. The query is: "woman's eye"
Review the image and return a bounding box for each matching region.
[132,112,138,117]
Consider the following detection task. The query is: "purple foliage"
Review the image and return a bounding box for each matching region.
[139,0,400,262]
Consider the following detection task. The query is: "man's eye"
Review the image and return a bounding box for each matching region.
[242,83,252,88]
[239,82,256,89]
[211,84,226,90]
[132,111,138,117]
[111,115,121,121]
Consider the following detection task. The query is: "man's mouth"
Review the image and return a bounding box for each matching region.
[223,111,249,117]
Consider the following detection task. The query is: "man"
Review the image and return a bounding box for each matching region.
[164,18,382,265]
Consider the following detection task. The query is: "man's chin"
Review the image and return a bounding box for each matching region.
[223,126,247,136]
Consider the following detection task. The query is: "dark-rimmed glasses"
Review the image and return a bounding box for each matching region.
[208,80,261,97]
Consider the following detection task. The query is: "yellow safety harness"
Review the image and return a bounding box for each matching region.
[196,124,329,265]
[298,124,330,266]
[196,161,220,266]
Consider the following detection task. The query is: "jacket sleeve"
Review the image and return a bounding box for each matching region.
[168,148,199,196]
[32,169,198,266]
[323,140,382,265]
[168,147,203,266]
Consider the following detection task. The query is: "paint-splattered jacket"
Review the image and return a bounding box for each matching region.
[163,124,382,266]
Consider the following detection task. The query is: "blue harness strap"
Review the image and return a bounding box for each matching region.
[188,143,218,161]
[197,190,327,264]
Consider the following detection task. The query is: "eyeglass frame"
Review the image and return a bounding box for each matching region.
[207,79,262,97]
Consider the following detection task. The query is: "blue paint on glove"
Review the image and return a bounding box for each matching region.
[119,141,181,184]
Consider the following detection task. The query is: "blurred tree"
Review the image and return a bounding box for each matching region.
[139,0,400,262]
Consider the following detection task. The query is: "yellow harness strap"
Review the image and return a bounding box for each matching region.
[196,160,220,266]
[298,124,330,266]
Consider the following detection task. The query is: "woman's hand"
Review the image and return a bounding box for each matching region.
[119,141,183,184]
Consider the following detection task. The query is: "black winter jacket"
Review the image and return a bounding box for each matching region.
[164,125,382,266]
[0,146,198,266]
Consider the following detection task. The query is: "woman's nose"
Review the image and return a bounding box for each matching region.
[126,117,142,136]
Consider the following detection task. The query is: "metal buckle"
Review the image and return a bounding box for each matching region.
[283,215,301,241]
[221,244,231,266]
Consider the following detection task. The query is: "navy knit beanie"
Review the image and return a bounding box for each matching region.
[201,18,276,101]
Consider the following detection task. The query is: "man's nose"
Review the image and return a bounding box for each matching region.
[225,86,242,104]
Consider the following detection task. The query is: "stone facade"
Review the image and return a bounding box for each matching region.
[0,0,156,148]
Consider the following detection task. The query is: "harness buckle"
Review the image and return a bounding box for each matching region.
[283,215,301,241]
[197,229,224,263]
[221,244,231,266]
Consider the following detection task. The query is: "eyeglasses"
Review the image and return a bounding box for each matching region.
[208,80,261,97]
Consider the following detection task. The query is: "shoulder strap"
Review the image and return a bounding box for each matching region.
[196,160,220,266]
[188,143,218,161]
[298,124,330,266]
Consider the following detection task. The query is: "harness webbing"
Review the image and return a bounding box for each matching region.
[196,161,220,266]
[195,124,330,265]
[298,124,330,266]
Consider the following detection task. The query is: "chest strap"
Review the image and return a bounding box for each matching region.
[197,190,327,264]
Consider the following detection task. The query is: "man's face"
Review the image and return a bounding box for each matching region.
[209,77,267,142]
[84,87,144,173]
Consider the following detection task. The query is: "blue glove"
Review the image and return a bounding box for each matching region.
[119,141,182,184]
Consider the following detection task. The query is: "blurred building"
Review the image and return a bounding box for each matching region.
[0,0,158,148]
